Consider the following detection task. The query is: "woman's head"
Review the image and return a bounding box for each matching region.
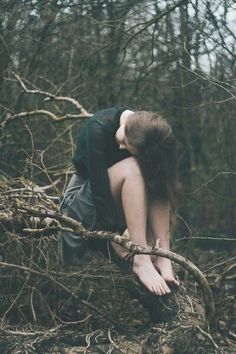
[124,111,182,226]
[124,111,172,154]
[115,120,138,155]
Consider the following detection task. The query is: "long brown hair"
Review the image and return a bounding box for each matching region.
[125,111,182,227]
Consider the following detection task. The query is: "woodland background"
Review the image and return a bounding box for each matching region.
[0,0,236,353]
[1,0,236,236]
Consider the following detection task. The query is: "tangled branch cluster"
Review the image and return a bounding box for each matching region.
[0,73,235,352]
[0,178,235,353]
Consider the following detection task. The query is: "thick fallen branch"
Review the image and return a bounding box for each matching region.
[13,203,215,325]
[0,182,216,325]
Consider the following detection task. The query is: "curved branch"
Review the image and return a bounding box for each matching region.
[16,204,215,325]
[1,110,89,129]
[13,72,92,116]
[1,73,92,128]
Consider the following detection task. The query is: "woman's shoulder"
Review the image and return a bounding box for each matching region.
[78,106,132,138]
[93,106,130,125]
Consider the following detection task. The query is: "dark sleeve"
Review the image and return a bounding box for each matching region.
[85,120,118,231]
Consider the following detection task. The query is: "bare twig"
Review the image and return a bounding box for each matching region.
[1,73,92,129]
[196,325,218,349]
[13,73,92,116]
[204,256,236,273]
[177,236,236,242]
[214,263,236,288]
[1,110,89,129]
[186,172,236,195]
[0,260,125,332]
[121,0,188,50]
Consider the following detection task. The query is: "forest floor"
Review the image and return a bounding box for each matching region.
[0,243,235,354]
[0,180,235,354]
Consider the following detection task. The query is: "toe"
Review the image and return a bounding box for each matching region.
[161,279,170,293]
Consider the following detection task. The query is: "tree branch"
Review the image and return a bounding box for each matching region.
[13,73,92,116]
[13,203,215,325]
[121,0,189,49]
[1,110,89,129]
[1,73,93,129]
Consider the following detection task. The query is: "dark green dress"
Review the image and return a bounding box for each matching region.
[59,107,131,264]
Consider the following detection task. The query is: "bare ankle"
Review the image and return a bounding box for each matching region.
[133,254,151,266]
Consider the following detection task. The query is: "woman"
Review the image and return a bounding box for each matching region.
[59,107,182,296]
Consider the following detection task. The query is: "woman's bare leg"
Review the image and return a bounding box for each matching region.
[148,200,179,286]
[108,157,170,295]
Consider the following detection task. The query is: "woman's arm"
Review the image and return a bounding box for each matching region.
[148,199,170,249]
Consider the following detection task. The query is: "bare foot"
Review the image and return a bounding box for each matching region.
[111,242,171,295]
[153,257,179,287]
[133,255,171,295]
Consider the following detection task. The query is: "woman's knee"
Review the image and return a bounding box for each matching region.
[108,157,143,196]
[121,157,142,179]
[108,157,141,179]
